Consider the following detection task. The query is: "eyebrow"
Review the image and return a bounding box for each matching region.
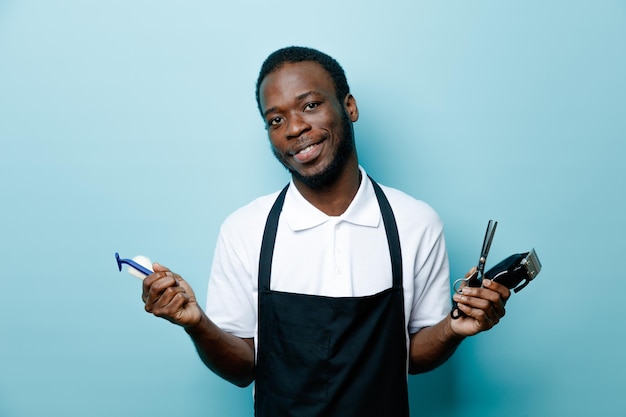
[263,90,321,118]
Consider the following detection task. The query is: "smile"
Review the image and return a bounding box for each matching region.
[290,141,324,164]
[297,144,316,155]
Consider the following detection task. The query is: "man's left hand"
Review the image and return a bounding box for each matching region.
[451,277,511,336]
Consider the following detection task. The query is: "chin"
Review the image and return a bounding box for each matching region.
[276,114,355,189]
[292,160,346,189]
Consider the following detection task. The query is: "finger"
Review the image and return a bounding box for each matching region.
[453,301,496,334]
[150,286,189,317]
[460,284,505,307]
[166,274,197,298]
[468,281,508,318]
[152,262,171,273]
[142,265,172,296]
[455,300,498,331]
[483,279,511,303]
[454,291,501,323]
[142,272,179,307]
[464,266,477,278]
[454,291,492,313]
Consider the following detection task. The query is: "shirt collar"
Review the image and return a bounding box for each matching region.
[282,166,382,231]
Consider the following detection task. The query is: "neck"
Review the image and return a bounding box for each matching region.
[292,157,361,216]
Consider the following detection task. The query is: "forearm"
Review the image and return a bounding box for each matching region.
[184,313,255,387]
[408,315,465,374]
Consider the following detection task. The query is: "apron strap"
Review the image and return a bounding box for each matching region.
[369,177,403,289]
[258,184,289,293]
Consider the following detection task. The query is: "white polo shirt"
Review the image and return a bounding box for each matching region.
[205,167,451,342]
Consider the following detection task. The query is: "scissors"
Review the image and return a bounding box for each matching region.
[451,220,497,319]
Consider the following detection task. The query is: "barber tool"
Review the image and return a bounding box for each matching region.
[485,248,541,293]
[451,221,543,319]
[451,220,497,319]
[115,252,153,279]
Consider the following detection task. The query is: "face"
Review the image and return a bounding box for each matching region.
[259,61,359,189]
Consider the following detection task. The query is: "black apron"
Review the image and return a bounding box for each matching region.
[255,179,409,417]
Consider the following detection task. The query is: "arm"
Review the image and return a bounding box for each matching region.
[408,314,463,374]
[408,275,510,374]
[142,263,255,387]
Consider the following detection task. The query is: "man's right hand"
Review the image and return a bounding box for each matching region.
[142,263,202,328]
[142,263,255,387]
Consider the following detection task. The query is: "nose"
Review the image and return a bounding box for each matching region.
[285,113,311,139]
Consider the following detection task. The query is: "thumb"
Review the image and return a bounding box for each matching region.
[152,262,170,273]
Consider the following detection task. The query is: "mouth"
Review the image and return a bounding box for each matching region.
[293,143,317,155]
[289,139,325,164]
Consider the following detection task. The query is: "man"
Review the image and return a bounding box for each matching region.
[142,46,510,416]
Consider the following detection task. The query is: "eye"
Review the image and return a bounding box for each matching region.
[267,117,283,128]
[304,102,320,111]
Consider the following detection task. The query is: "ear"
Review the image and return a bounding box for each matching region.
[344,93,359,122]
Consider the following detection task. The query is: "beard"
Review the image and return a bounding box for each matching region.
[272,111,355,190]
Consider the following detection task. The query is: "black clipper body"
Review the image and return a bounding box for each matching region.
[485,248,541,293]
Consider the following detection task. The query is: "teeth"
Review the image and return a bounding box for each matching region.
[298,144,315,154]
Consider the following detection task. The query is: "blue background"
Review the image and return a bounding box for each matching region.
[1,1,625,416]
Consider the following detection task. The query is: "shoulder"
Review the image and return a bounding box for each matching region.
[376,183,443,231]
[219,188,284,240]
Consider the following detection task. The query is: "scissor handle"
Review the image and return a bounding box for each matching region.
[452,277,467,294]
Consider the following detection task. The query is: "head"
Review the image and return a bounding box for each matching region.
[256,47,358,189]
[255,46,350,117]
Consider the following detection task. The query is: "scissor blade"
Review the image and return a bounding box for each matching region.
[482,220,497,258]
[477,220,497,274]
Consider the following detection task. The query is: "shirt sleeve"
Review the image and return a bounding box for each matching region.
[407,220,451,335]
[205,224,257,339]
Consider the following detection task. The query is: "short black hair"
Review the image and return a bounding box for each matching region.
[255,46,350,116]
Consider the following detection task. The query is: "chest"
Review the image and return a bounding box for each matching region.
[268,217,394,297]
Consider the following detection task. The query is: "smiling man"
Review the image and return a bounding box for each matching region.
[141,46,510,417]
[261,59,359,205]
